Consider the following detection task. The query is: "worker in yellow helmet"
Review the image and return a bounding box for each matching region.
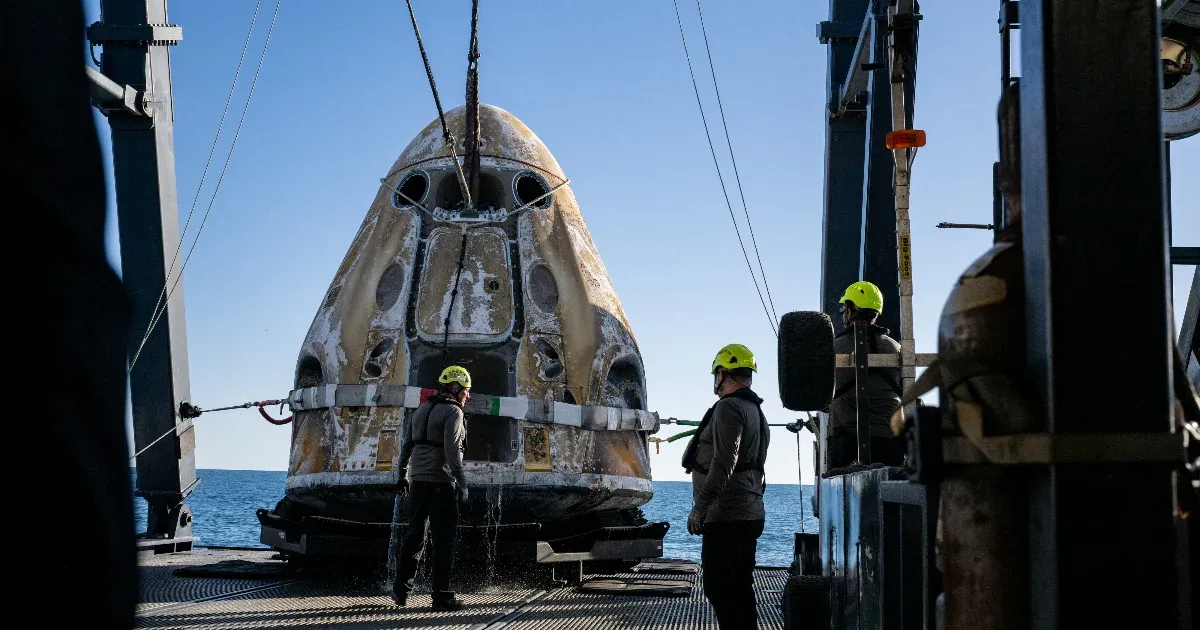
[829,281,905,469]
[392,365,472,611]
[681,344,771,629]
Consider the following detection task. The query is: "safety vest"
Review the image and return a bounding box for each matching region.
[681,388,769,476]
[409,396,462,448]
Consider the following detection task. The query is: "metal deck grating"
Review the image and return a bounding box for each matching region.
[137,549,291,614]
[496,570,785,630]
[136,582,541,629]
[135,550,786,629]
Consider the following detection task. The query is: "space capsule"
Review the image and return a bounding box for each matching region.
[259,105,658,553]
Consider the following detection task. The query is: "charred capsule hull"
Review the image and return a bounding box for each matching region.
[277,105,651,526]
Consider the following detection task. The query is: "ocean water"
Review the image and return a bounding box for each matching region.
[134,470,817,567]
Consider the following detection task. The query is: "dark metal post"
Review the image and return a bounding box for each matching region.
[994,2,1020,240]
[819,0,871,322]
[1182,269,1200,390]
[853,320,871,463]
[92,0,196,552]
[859,0,901,338]
[991,162,1004,238]
[1021,0,1182,626]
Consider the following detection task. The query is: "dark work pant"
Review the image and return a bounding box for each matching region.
[393,481,459,597]
[702,519,765,630]
[828,431,906,469]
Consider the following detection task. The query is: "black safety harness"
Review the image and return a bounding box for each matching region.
[832,324,904,401]
[409,395,462,448]
[681,388,770,476]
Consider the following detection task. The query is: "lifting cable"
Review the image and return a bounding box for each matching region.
[442,228,470,359]
[693,0,778,325]
[672,0,778,336]
[129,398,290,464]
[129,0,283,372]
[134,0,265,369]
[463,0,483,197]
[440,0,484,362]
[404,0,473,209]
[403,0,484,364]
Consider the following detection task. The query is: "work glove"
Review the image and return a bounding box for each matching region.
[456,486,469,504]
[396,469,409,495]
[686,507,705,536]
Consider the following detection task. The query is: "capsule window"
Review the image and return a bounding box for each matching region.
[369,337,394,359]
[436,174,465,210]
[376,263,407,312]
[527,264,559,313]
[533,337,564,381]
[296,355,323,389]
[604,357,645,410]
[476,173,506,212]
[391,170,429,208]
[513,172,552,209]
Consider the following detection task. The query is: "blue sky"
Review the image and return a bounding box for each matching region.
[88,1,1197,483]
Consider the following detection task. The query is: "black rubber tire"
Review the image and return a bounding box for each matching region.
[781,574,831,630]
[778,311,836,411]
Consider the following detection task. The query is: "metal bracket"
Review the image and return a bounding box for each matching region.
[853,321,872,463]
[87,22,182,46]
[837,14,875,115]
[835,352,937,368]
[85,65,147,117]
[937,222,994,230]
[817,20,862,44]
[1171,247,1199,265]
[901,404,943,484]
[535,538,664,564]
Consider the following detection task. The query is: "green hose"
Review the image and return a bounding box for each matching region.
[664,428,698,443]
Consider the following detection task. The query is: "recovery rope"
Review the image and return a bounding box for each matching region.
[130,397,291,464]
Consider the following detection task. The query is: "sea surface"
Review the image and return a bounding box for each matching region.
[134,470,817,567]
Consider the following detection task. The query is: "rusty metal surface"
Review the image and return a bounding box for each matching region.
[939,471,1028,630]
[134,550,786,629]
[936,235,1033,630]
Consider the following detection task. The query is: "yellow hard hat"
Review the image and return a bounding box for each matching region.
[840,280,884,312]
[711,344,757,374]
[438,365,472,389]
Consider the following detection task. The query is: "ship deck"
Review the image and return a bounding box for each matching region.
[135,548,787,629]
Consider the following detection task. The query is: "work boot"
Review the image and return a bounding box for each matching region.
[431,593,466,612]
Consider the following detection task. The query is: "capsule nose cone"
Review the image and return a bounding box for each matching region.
[391,104,566,182]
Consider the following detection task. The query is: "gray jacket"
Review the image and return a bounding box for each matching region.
[689,389,770,524]
[397,396,467,487]
[829,324,902,438]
